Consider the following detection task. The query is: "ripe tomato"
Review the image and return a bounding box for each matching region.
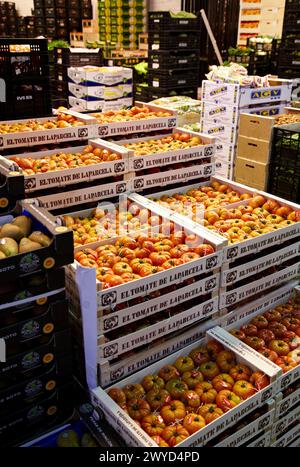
[118,247,136,262]
[181,252,200,263]
[149,251,171,266]
[189,347,210,366]
[268,339,290,356]
[174,356,195,374]
[131,258,152,274]
[141,414,165,437]
[230,364,252,382]
[193,244,215,257]
[258,348,278,363]
[250,315,269,329]
[103,275,124,287]
[170,245,190,258]
[258,329,275,343]
[161,424,189,447]
[250,372,270,390]
[139,264,154,277]
[199,361,220,381]
[241,324,258,337]
[80,258,98,268]
[268,322,287,338]
[108,388,126,406]
[282,317,300,332]
[216,390,241,412]
[183,413,206,435]
[288,349,300,363]
[162,258,184,269]
[121,273,141,283]
[212,373,235,392]
[127,399,151,421]
[232,380,256,400]
[123,384,145,400]
[275,357,297,373]
[182,370,204,389]
[204,406,224,424]
[115,236,137,250]
[244,336,266,350]
[206,341,224,360]
[153,239,173,252]
[113,262,133,275]
[160,401,186,425]
[146,389,171,411]
[151,436,169,447]
[230,329,246,341]
[141,375,165,393]
[216,350,236,372]
[181,390,201,411]
[158,365,180,382]
[263,309,282,322]
[165,379,189,400]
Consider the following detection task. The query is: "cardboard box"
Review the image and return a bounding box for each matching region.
[0,201,73,282]
[201,102,239,126]
[202,80,293,108]
[68,66,133,86]
[239,112,276,140]
[200,120,237,145]
[3,139,129,193]
[237,135,271,163]
[69,96,133,112]
[68,83,133,100]
[91,330,278,447]
[234,157,269,190]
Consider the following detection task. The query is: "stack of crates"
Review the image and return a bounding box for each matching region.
[98,0,147,51]
[277,0,300,80]
[268,122,300,202]
[16,16,37,38]
[0,38,52,120]
[33,0,93,41]
[52,46,104,108]
[147,11,200,101]
[0,1,18,37]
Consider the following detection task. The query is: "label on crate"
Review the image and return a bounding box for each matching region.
[100,323,211,386]
[276,388,300,419]
[221,242,300,286]
[37,181,130,210]
[133,164,215,191]
[0,127,91,150]
[247,431,272,448]
[272,404,300,439]
[272,424,300,448]
[98,275,219,333]
[129,145,215,171]
[98,253,221,307]
[24,161,127,192]
[97,117,177,138]
[221,262,300,308]
[225,224,300,261]
[98,297,219,361]
[277,365,300,392]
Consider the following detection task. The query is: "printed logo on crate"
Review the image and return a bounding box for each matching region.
[21,351,41,369]
[114,162,125,173]
[204,146,214,157]
[251,89,282,100]
[27,405,45,421]
[101,290,117,307]
[116,183,127,194]
[19,253,40,274]
[25,178,37,190]
[0,137,3,147]
[133,159,144,170]
[21,320,40,339]
[134,179,145,190]
[261,387,273,404]
[280,374,293,390]
[226,292,238,306]
[103,316,119,332]
[205,277,217,292]
[203,302,214,316]
[103,343,118,359]
[25,379,44,397]
[168,118,177,128]
[110,367,125,381]
[78,128,88,138]
[280,400,291,416]
[98,126,109,137]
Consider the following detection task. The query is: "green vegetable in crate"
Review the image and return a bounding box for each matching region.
[81,433,97,447]
[169,11,197,18]
[56,430,80,448]
[134,61,148,76]
[48,40,70,51]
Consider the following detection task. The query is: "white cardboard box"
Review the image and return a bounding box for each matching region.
[68,82,133,100]
[69,96,133,112]
[68,66,133,86]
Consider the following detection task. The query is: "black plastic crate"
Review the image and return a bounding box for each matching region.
[81,7,93,19]
[285,0,300,11]
[68,17,81,29]
[46,25,57,36]
[148,30,200,51]
[56,7,67,18]
[54,46,104,66]
[0,77,52,120]
[51,78,68,95]
[34,0,44,8]
[0,38,49,79]
[278,49,300,67]
[268,164,300,203]
[45,6,55,17]
[68,7,80,18]
[271,123,300,165]
[281,35,300,49]
[148,11,200,31]
[68,0,80,6]
[36,26,47,35]
[277,66,300,79]
[148,86,198,100]
[148,69,199,88]
[36,17,46,27]
[54,63,68,81]
[56,0,66,6]
[148,49,199,70]
[46,17,56,27]
[283,12,300,31]
[34,8,45,17]
[56,27,69,39]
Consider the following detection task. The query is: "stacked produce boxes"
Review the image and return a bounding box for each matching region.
[0,1,18,37]
[147,11,200,101]
[0,38,52,120]
[0,200,74,446]
[98,0,147,51]
[235,109,300,191]
[33,0,93,41]
[52,46,104,108]
[277,0,300,80]
[200,78,293,180]
[68,66,133,112]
